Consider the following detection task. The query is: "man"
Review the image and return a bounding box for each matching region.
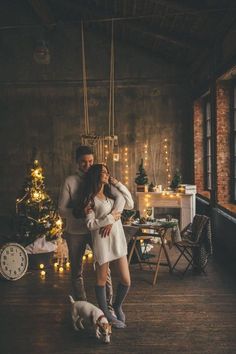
[58,145,126,304]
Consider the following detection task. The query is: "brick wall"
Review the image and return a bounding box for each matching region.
[193,99,204,193]
[216,81,231,204]
[194,82,231,204]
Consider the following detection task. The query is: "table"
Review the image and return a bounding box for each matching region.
[124,220,180,285]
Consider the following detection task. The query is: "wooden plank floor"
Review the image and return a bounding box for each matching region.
[1,247,236,354]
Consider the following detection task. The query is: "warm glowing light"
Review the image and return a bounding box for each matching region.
[82,255,86,261]
[54,262,58,267]
[39,263,44,269]
[40,270,46,276]
[88,253,93,259]
[125,158,128,161]
[144,144,148,148]
[105,145,108,148]
[59,266,64,273]
[145,157,148,160]
[125,147,128,151]
[66,262,70,268]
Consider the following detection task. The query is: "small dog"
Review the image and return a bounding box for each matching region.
[69,295,112,344]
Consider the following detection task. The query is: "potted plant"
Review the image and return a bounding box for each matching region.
[135,159,149,192]
[170,169,182,190]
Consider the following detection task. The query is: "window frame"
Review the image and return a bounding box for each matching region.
[204,97,212,191]
[230,84,236,203]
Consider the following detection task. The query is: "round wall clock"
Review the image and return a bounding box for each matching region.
[0,243,28,281]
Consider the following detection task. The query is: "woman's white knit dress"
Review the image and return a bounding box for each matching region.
[86,182,134,265]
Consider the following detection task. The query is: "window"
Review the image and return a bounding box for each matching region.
[232,86,236,202]
[204,100,212,190]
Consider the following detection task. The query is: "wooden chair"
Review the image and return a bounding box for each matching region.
[128,226,172,285]
[172,214,212,275]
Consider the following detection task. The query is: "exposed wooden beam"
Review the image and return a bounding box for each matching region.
[126,23,207,50]
[150,0,199,13]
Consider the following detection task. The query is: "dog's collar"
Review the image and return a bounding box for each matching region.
[96,314,106,325]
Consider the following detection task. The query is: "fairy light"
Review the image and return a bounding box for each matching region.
[59,266,64,273]
[104,144,109,161]
[88,252,93,259]
[39,263,44,269]
[40,270,46,278]
[163,138,171,187]
[144,142,148,167]
[123,147,129,185]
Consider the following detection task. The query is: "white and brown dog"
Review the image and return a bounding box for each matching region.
[69,295,112,344]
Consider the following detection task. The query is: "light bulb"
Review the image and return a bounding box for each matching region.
[39,264,44,269]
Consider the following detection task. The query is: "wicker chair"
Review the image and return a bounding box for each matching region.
[172,214,213,275]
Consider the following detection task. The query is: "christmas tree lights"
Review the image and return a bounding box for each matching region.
[15,159,63,246]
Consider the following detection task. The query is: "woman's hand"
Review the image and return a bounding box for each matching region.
[109,176,119,186]
[111,209,121,221]
[84,204,92,215]
[99,224,112,237]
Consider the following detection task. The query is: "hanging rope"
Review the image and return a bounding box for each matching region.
[80,20,118,166]
[81,22,90,135]
[108,20,115,147]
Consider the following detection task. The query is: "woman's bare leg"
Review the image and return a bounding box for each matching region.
[96,262,109,286]
[114,256,131,286]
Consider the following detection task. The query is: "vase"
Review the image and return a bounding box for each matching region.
[136,185,148,192]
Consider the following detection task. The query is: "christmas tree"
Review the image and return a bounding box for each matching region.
[15,159,63,246]
[135,158,148,185]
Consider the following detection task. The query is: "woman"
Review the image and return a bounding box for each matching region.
[80,163,134,329]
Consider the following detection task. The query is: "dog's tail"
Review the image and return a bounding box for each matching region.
[68,295,75,304]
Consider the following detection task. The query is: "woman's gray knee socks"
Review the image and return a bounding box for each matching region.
[95,285,126,329]
[113,283,130,323]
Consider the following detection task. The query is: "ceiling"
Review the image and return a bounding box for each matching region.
[1,0,236,75]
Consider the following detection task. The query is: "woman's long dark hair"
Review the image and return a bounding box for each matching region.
[74,164,114,218]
